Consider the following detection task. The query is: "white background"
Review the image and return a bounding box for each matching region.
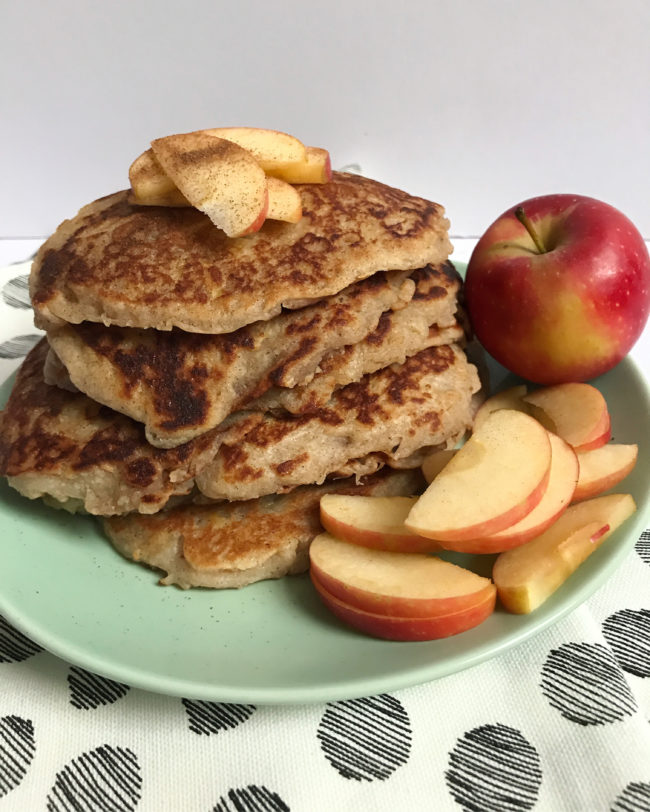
[1,0,648,239]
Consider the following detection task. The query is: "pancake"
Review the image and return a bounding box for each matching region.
[250,263,467,415]
[30,173,451,334]
[195,344,481,502]
[103,468,424,589]
[0,341,234,515]
[44,268,419,448]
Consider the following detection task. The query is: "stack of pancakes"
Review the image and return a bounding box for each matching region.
[0,172,482,587]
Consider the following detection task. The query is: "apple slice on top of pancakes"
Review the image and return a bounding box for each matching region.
[128,127,332,234]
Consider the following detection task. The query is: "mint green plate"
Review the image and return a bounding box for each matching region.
[0,351,648,704]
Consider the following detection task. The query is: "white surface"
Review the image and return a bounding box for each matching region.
[1,0,649,238]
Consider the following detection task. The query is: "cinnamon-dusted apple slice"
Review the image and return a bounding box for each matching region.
[203,128,330,183]
[573,444,638,502]
[129,149,186,204]
[201,126,306,166]
[473,384,528,432]
[319,495,437,553]
[522,383,611,452]
[129,150,302,223]
[309,533,494,618]
[266,177,303,223]
[405,410,552,543]
[311,574,496,641]
[493,493,636,613]
[439,433,579,553]
[151,132,268,237]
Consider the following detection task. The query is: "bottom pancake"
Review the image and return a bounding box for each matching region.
[103,468,424,589]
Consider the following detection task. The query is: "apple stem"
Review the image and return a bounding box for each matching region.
[515,207,546,254]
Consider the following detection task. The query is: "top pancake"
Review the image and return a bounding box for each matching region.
[30,173,451,334]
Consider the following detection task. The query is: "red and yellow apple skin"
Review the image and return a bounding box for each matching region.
[573,444,638,502]
[308,533,495,617]
[319,495,441,554]
[465,194,650,384]
[436,432,578,554]
[311,573,497,641]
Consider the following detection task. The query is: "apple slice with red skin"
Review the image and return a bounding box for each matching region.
[437,432,578,554]
[309,532,493,617]
[573,444,638,502]
[311,572,496,641]
[405,409,552,543]
[129,152,303,224]
[151,132,269,237]
[319,495,441,553]
[203,129,331,183]
[522,383,611,452]
[472,385,529,432]
[201,126,306,166]
[493,493,636,613]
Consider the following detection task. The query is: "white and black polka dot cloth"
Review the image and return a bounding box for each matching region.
[0,250,649,811]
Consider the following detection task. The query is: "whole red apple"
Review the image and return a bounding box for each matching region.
[464,194,650,383]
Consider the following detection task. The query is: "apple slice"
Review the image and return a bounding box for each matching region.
[472,385,528,432]
[263,146,332,184]
[405,410,552,542]
[573,443,638,502]
[522,383,611,452]
[311,572,496,641]
[309,532,494,617]
[201,126,306,165]
[439,433,579,554]
[493,493,636,613]
[128,148,179,203]
[319,494,438,552]
[151,132,268,237]
[421,449,456,484]
[266,177,303,223]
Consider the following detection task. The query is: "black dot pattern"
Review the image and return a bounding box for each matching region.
[611,781,650,812]
[445,723,542,812]
[182,700,256,735]
[317,694,412,781]
[0,716,36,798]
[540,642,637,725]
[2,276,30,309]
[46,745,142,812]
[0,334,41,359]
[636,529,650,566]
[603,609,650,679]
[67,667,130,709]
[0,616,42,663]
[213,785,290,812]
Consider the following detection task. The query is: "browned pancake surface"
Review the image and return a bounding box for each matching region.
[46,268,417,447]
[0,341,225,515]
[104,468,424,589]
[30,173,451,334]
[196,344,480,501]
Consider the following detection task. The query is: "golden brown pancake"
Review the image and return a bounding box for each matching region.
[103,468,424,589]
[195,344,480,502]
[30,173,451,334]
[250,263,467,415]
[45,262,464,448]
[0,341,233,515]
[44,268,419,447]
